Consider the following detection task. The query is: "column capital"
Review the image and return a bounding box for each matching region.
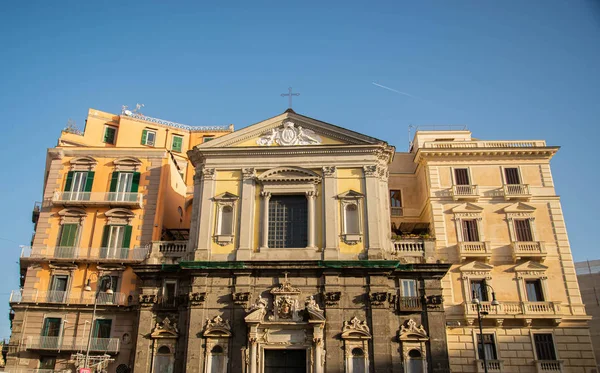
[242,168,256,180]
[363,165,378,177]
[322,166,336,177]
[201,167,216,180]
[260,191,272,199]
[305,190,318,199]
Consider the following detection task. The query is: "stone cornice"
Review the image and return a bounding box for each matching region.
[57,147,168,159]
[414,146,560,163]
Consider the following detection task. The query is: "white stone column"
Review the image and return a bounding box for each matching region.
[237,168,256,260]
[363,165,382,258]
[322,166,339,259]
[195,168,216,260]
[249,338,257,373]
[306,191,317,249]
[260,191,271,250]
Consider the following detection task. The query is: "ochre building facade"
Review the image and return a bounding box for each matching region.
[5,108,594,373]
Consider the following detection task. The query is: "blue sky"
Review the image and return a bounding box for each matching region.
[1,1,599,339]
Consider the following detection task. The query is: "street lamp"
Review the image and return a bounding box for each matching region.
[83,274,113,370]
[471,285,500,373]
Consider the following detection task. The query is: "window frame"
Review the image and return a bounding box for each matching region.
[525,279,545,302]
[452,167,472,186]
[401,279,418,297]
[103,125,117,145]
[390,189,403,217]
[461,218,481,242]
[171,134,184,152]
[470,279,490,302]
[141,128,157,147]
[161,279,178,307]
[268,194,309,249]
[502,166,523,185]
[213,192,239,246]
[531,332,559,361]
[473,331,499,361]
[514,218,535,242]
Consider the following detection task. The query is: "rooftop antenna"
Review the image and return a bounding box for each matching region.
[408,124,415,151]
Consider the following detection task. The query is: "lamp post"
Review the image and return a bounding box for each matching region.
[83,274,113,370]
[471,285,500,373]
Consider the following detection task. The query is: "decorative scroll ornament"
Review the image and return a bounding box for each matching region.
[203,315,232,337]
[341,317,371,339]
[245,297,268,322]
[151,317,179,338]
[305,296,325,321]
[256,121,322,146]
[399,319,428,340]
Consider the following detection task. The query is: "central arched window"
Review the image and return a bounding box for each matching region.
[351,348,366,373]
[209,345,225,373]
[153,345,174,373]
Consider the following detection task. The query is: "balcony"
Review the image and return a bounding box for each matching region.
[20,246,149,262]
[464,301,562,321]
[451,185,479,200]
[502,184,531,200]
[25,336,119,353]
[391,239,425,263]
[398,296,422,312]
[144,240,189,264]
[391,207,404,217]
[535,360,564,373]
[51,191,143,208]
[10,290,131,306]
[512,241,546,262]
[477,360,504,373]
[423,140,547,149]
[458,241,491,262]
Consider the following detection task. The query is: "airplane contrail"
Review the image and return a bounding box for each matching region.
[372,82,418,99]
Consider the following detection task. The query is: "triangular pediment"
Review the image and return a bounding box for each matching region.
[197,110,386,148]
[459,261,494,272]
[452,203,484,214]
[337,190,365,199]
[513,261,548,272]
[503,202,536,213]
[213,192,239,201]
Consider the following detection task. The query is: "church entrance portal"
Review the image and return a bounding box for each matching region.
[264,349,306,373]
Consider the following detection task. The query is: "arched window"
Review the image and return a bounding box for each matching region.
[351,348,366,373]
[406,349,424,373]
[219,206,233,235]
[210,345,225,373]
[153,345,174,373]
[345,204,360,234]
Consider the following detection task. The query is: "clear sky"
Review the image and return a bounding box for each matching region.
[1,0,599,339]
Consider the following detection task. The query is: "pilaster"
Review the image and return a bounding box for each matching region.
[237,168,256,260]
[194,167,216,261]
[322,166,339,259]
[363,165,382,259]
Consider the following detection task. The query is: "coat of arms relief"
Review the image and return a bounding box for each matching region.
[256,121,322,146]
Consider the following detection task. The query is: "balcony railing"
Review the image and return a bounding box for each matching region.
[52,191,143,207]
[391,207,404,217]
[458,241,491,261]
[502,184,531,200]
[512,241,546,261]
[391,239,425,262]
[451,185,479,200]
[398,296,422,312]
[535,360,564,373]
[465,301,561,316]
[423,140,547,149]
[25,335,119,353]
[20,246,149,262]
[10,290,130,306]
[477,360,504,373]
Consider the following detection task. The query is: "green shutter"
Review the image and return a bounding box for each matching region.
[122,225,132,248]
[131,172,140,192]
[141,129,148,145]
[109,172,119,192]
[104,127,116,144]
[84,171,95,192]
[64,171,74,191]
[59,224,78,247]
[172,136,182,152]
[101,225,110,248]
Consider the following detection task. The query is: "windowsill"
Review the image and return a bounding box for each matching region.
[214,235,234,246]
[342,234,362,245]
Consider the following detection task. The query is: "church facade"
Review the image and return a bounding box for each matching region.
[133,110,450,373]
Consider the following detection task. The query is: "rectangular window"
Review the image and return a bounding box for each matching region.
[454,168,470,185]
[109,171,140,200]
[514,219,533,241]
[42,318,62,337]
[504,167,521,185]
[99,275,119,293]
[64,171,94,200]
[103,126,117,144]
[172,135,183,152]
[94,319,112,338]
[48,275,68,302]
[268,195,308,248]
[390,190,403,216]
[526,280,545,301]
[477,334,498,360]
[203,136,214,142]
[401,279,418,297]
[534,333,557,360]
[102,225,132,254]
[162,279,178,307]
[471,279,489,302]
[39,356,56,369]
[461,219,480,242]
[58,223,79,248]
[141,129,157,146]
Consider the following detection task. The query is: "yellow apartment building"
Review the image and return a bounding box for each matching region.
[5,107,594,373]
[7,108,232,372]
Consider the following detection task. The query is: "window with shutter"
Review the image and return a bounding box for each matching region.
[454,168,470,185]
[103,126,117,144]
[534,334,557,360]
[514,219,533,241]
[58,224,78,248]
[172,135,183,152]
[141,129,156,146]
[461,219,480,241]
[525,280,545,301]
[504,168,521,184]
[477,334,498,360]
